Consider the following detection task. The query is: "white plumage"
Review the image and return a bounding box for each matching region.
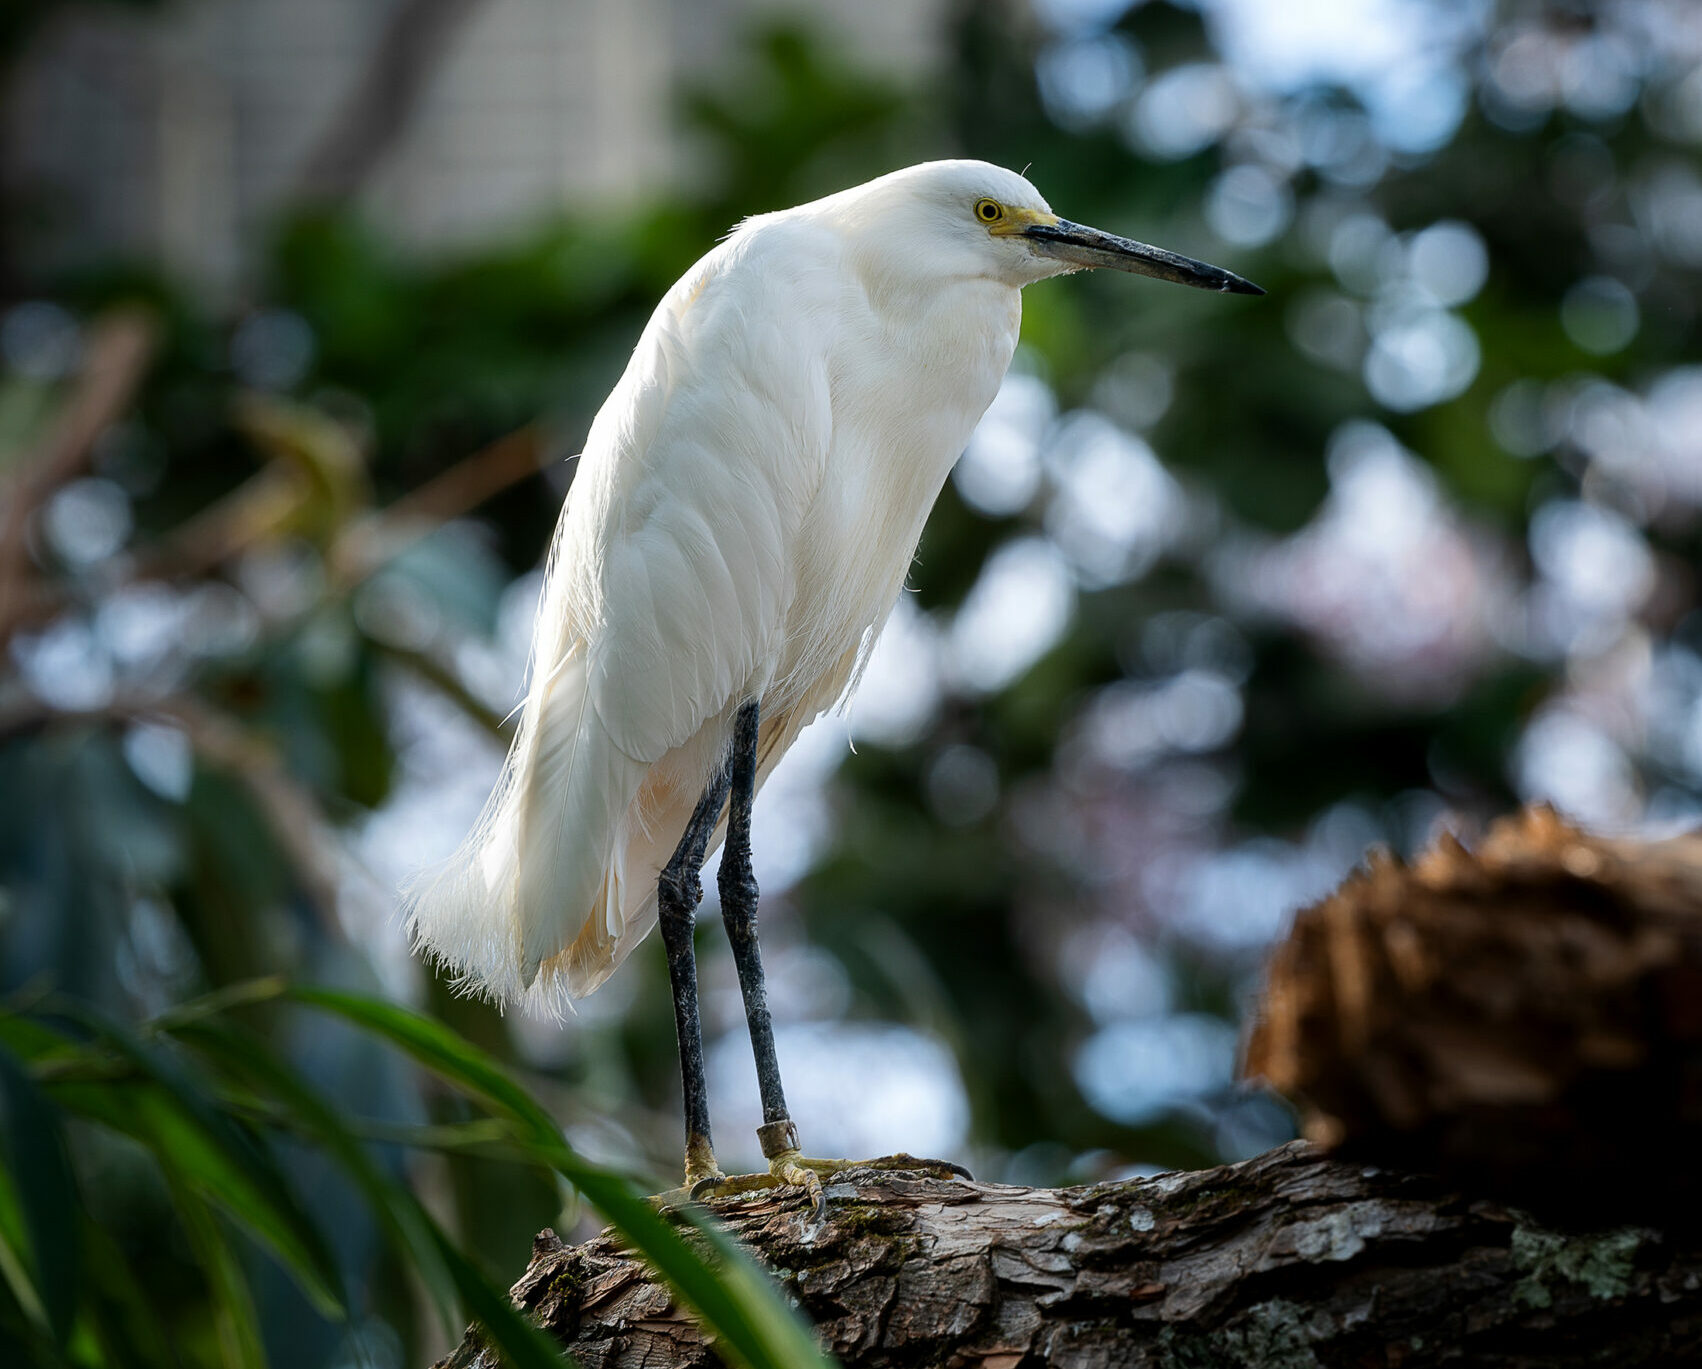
[407,159,1259,1018]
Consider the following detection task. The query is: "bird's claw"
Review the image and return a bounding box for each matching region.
[769,1149,828,1221]
[682,1150,970,1218]
[784,1152,974,1183]
[684,1153,826,1218]
[687,1170,729,1202]
[829,1152,974,1182]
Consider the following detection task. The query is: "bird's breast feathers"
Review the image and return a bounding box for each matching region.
[557,213,1019,762]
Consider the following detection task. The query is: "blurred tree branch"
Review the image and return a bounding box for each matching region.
[295,0,490,202]
[0,691,352,927]
[0,361,539,974]
[0,410,543,649]
[328,422,543,589]
[0,308,156,627]
[373,639,513,740]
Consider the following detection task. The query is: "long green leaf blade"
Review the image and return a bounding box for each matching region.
[36,1003,347,1323]
[170,1181,267,1369]
[0,1051,79,1345]
[77,1216,180,1369]
[168,1017,572,1368]
[166,1019,461,1335]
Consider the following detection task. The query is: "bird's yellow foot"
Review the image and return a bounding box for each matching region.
[784,1152,974,1182]
[652,1131,729,1210]
[689,1146,827,1217]
[687,1123,972,1219]
[682,1130,724,1190]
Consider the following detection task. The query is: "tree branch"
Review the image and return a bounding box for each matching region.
[294,0,490,202]
[432,1143,1701,1368]
[0,308,156,631]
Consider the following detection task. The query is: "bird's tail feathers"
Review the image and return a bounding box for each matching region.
[405,642,648,1018]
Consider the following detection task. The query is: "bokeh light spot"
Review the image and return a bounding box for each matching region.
[1560,276,1639,355]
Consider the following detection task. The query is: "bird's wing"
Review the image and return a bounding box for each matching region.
[577,218,842,763]
[409,217,844,1011]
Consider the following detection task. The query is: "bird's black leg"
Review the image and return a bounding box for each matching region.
[657,761,731,1190]
[688,699,973,1213]
[716,699,802,1167]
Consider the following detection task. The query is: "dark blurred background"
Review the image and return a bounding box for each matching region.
[2,0,1700,1362]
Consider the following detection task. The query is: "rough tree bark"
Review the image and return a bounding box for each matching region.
[433,1143,1701,1368]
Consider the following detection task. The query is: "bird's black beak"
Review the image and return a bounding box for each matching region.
[1024,219,1264,295]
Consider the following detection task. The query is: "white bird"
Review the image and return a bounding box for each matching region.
[408,159,1260,1202]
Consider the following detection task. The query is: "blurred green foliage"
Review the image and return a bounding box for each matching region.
[0,980,831,1368]
[1,1,1699,1365]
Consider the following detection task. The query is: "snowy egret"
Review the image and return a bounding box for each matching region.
[409,160,1260,1203]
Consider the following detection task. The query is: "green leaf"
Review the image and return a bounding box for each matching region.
[166,1019,460,1334]
[291,990,567,1150]
[0,1167,51,1345]
[77,1217,180,1369]
[211,1087,524,1161]
[0,1291,69,1369]
[294,988,835,1369]
[36,1004,347,1323]
[167,1018,572,1368]
[170,1180,267,1369]
[149,975,291,1032]
[0,1015,84,1071]
[0,1052,79,1345]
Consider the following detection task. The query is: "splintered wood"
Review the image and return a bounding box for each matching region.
[1244,805,1702,1218]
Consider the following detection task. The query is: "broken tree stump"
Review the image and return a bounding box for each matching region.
[1244,805,1702,1222]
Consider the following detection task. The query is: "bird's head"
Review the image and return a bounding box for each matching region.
[839,160,1263,296]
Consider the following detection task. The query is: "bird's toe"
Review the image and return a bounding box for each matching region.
[766,1152,826,1220]
[871,1152,975,1182]
[687,1170,731,1201]
[791,1152,974,1182]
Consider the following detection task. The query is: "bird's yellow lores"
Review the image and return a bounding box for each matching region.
[408,160,1261,1205]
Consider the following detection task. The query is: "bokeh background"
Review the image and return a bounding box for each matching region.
[3,0,1701,1362]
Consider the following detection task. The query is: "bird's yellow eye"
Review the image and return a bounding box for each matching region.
[974,198,1004,224]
